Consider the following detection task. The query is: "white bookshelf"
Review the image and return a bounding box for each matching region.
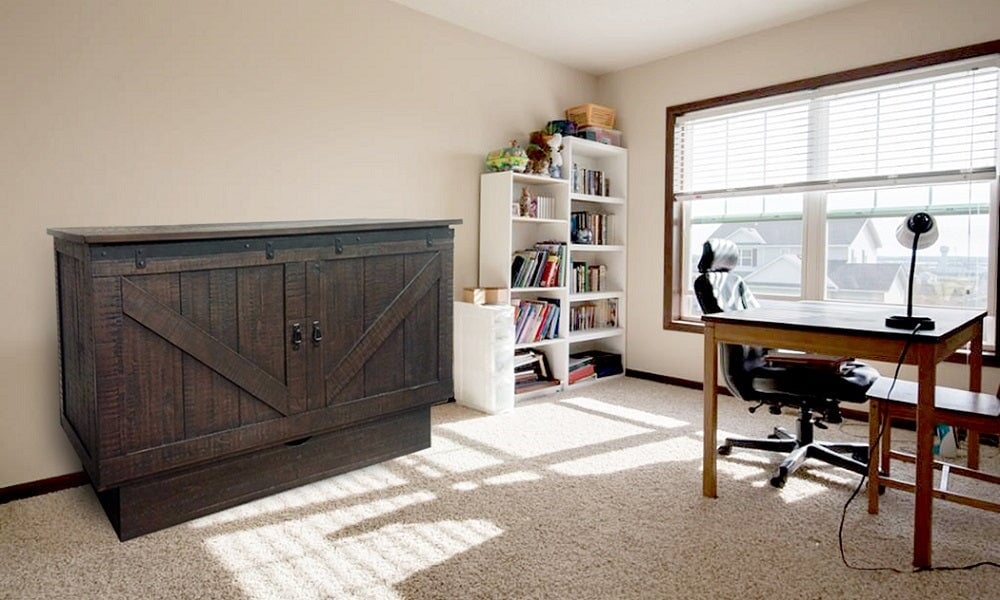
[478,136,627,400]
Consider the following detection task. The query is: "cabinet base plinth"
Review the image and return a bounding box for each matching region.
[96,408,430,541]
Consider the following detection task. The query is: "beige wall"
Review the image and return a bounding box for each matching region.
[6,0,999,490]
[599,0,1000,392]
[0,0,596,487]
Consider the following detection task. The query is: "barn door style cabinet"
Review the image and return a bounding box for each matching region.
[49,219,459,540]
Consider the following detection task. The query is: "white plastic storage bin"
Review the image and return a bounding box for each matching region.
[453,302,515,414]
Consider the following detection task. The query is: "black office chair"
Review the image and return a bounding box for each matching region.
[695,238,879,488]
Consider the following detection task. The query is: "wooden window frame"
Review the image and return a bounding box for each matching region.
[663,39,1000,366]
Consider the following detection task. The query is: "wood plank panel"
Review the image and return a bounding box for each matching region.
[93,276,124,461]
[237,265,285,425]
[364,255,406,396]
[121,278,289,415]
[180,270,241,437]
[57,252,95,456]
[319,258,365,405]
[99,381,448,486]
[322,253,442,401]
[284,262,308,414]
[404,252,439,387]
[122,274,185,454]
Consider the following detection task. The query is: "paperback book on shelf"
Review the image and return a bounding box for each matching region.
[510,241,566,288]
[569,350,622,378]
[514,349,560,393]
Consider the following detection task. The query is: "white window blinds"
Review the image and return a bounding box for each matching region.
[673,56,1000,200]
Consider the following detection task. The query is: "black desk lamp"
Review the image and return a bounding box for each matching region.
[885,211,938,331]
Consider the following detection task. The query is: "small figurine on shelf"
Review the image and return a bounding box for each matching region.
[519,187,532,217]
[485,140,529,173]
[547,133,563,179]
[525,130,551,175]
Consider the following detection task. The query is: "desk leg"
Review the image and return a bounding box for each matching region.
[969,325,983,470]
[913,345,937,569]
[703,323,718,498]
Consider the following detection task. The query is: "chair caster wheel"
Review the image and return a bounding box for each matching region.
[770,468,788,488]
[718,445,732,456]
[878,485,886,495]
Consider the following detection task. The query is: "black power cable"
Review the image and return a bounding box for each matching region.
[837,323,999,573]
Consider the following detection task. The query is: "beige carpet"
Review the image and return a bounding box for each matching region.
[2,377,998,599]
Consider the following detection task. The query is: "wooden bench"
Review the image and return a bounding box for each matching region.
[866,377,999,515]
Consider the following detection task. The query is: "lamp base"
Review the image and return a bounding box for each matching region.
[885,315,935,331]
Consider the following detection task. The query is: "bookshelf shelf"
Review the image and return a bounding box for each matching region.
[570,244,625,253]
[568,327,624,343]
[514,337,564,350]
[478,136,627,403]
[570,291,623,302]
[570,193,625,205]
[513,217,567,224]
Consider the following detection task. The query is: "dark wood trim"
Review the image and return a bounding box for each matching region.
[0,471,88,504]
[663,39,1000,341]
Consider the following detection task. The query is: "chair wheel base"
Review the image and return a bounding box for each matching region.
[770,468,788,488]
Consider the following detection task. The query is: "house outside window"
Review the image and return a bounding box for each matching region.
[666,43,999,352]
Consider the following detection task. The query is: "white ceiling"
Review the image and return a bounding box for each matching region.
[389,0,870,75]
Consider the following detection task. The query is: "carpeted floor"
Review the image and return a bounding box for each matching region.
[2,377,998,599]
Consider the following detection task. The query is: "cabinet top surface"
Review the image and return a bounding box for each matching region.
[48,218,462,244]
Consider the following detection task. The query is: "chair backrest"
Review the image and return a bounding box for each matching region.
[694,239,765,399]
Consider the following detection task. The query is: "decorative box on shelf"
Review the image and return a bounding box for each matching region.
[462,287,510,305]
[565,103,616,129]
[576,127,622,147]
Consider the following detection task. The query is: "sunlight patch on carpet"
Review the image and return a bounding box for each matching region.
[188,465,409,528]
[559,396,690,429]
[483,470,542,485]
[206,492,501,600]
[438,402,651,459]
[407,434,506,474]
[548,436,702,476]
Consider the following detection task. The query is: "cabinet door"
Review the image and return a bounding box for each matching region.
[109,263,308,456]
[310,241,452,421]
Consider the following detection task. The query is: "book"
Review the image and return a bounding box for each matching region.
[569,350,622,378]
[568,363,597,384]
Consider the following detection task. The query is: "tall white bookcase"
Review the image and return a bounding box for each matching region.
[478,136,627,400]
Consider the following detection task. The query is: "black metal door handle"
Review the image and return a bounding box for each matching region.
[291,323,302,350]
[311,320,323,344]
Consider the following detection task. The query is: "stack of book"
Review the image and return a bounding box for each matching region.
[510,241,566,288]
[571,164,610,196]
[514,349,560,394]
[513,298,560,344]
[567,354,597,385]
[569,350,623,379]
[571,262,607,293]
[570,212,613,245]
[569,298,618,332]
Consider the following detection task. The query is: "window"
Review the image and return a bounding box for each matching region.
[665,42,1000,352]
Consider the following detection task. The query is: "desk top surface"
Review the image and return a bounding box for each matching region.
[701,301,986,342]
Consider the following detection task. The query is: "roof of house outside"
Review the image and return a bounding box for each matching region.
[827,260,904,292]
[710,217,876,246]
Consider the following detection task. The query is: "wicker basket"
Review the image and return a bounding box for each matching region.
[565,103,616,129]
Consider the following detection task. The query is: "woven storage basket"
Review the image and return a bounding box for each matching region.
[565,103,616,129]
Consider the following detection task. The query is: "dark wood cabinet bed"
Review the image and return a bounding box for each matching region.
[49,218,459,540]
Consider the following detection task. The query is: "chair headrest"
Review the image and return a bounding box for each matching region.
[697,238,739,273]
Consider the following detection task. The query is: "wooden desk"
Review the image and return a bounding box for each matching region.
[701,302,985,569]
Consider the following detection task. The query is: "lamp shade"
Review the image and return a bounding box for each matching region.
[895,212,938,250]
